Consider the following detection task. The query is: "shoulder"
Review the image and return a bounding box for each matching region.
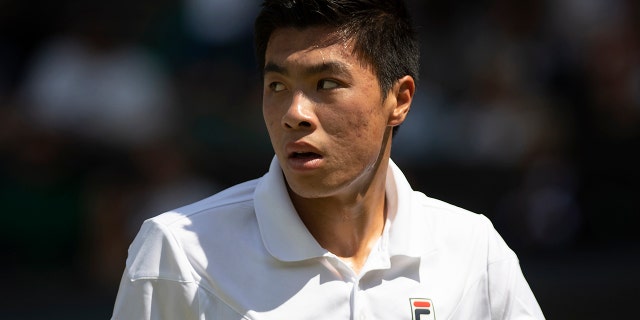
[140,177,263,258]
[389,160,492,235]
[124,178,262,282]
[150,178,260,227]
[412,192,515,261]
[412,192,490,229]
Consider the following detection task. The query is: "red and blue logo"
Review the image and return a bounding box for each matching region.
[410,298,435,320]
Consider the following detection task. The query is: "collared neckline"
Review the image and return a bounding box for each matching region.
[254,157,327,261]
[254,156,432,262]
[385,159,435,258]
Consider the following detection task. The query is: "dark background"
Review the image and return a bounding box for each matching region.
[1,0,638,318]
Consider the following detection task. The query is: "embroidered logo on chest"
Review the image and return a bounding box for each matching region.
[410,298,435,320]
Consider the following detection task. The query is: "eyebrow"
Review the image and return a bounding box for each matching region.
[263,61,351,79]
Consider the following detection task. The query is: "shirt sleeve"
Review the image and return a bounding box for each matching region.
[485,217,546,320]
[110,219,201,320]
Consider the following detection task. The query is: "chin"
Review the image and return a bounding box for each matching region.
[285,180,324,199]
[286,173,356,201]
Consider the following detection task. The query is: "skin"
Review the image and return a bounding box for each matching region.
[262,26,415,274]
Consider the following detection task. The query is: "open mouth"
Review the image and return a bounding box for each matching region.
[287,151,324,170]
[290,152,322,159]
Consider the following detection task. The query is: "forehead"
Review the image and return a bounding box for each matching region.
[265,27,358,66]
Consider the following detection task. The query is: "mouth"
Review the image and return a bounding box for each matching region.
[286,150,324,170]
[289,151,322,160]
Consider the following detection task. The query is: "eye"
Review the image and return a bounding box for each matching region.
[269,82,286,92]
[318,79,340,90]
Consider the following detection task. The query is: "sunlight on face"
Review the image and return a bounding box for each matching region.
[262,27,401,200]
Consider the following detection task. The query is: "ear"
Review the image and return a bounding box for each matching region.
[387,75,415,127]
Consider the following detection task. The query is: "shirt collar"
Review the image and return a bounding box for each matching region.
[385,159,435,258]
[254,157,327,261]
[254,156,431,262]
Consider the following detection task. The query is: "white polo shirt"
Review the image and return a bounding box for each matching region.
[112,157,544,320]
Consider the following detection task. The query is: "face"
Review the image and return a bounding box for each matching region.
[262,27,410,199]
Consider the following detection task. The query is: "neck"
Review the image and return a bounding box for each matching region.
[292,174,388,274]
[290,131,393,274]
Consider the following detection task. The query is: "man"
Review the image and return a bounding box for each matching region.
[111,0,545,319]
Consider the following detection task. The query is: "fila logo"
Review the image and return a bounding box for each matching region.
[410,298,435,320]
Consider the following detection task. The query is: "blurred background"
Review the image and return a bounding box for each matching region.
[0,0,638,318]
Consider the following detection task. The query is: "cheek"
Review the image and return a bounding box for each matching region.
[265,116,278,130]
[347,117,370,139]
[324,108,382,148]
[263,104,280,129]
[323,109,368,137]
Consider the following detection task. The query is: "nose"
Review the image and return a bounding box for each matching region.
[282,91,316,130]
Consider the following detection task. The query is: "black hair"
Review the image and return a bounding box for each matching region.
[254,0,420,99]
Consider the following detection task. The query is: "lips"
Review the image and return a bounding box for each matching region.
[285,142,324,170]
[286,141,321,157]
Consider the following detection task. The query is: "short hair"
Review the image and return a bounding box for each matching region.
[254,0,420,99]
